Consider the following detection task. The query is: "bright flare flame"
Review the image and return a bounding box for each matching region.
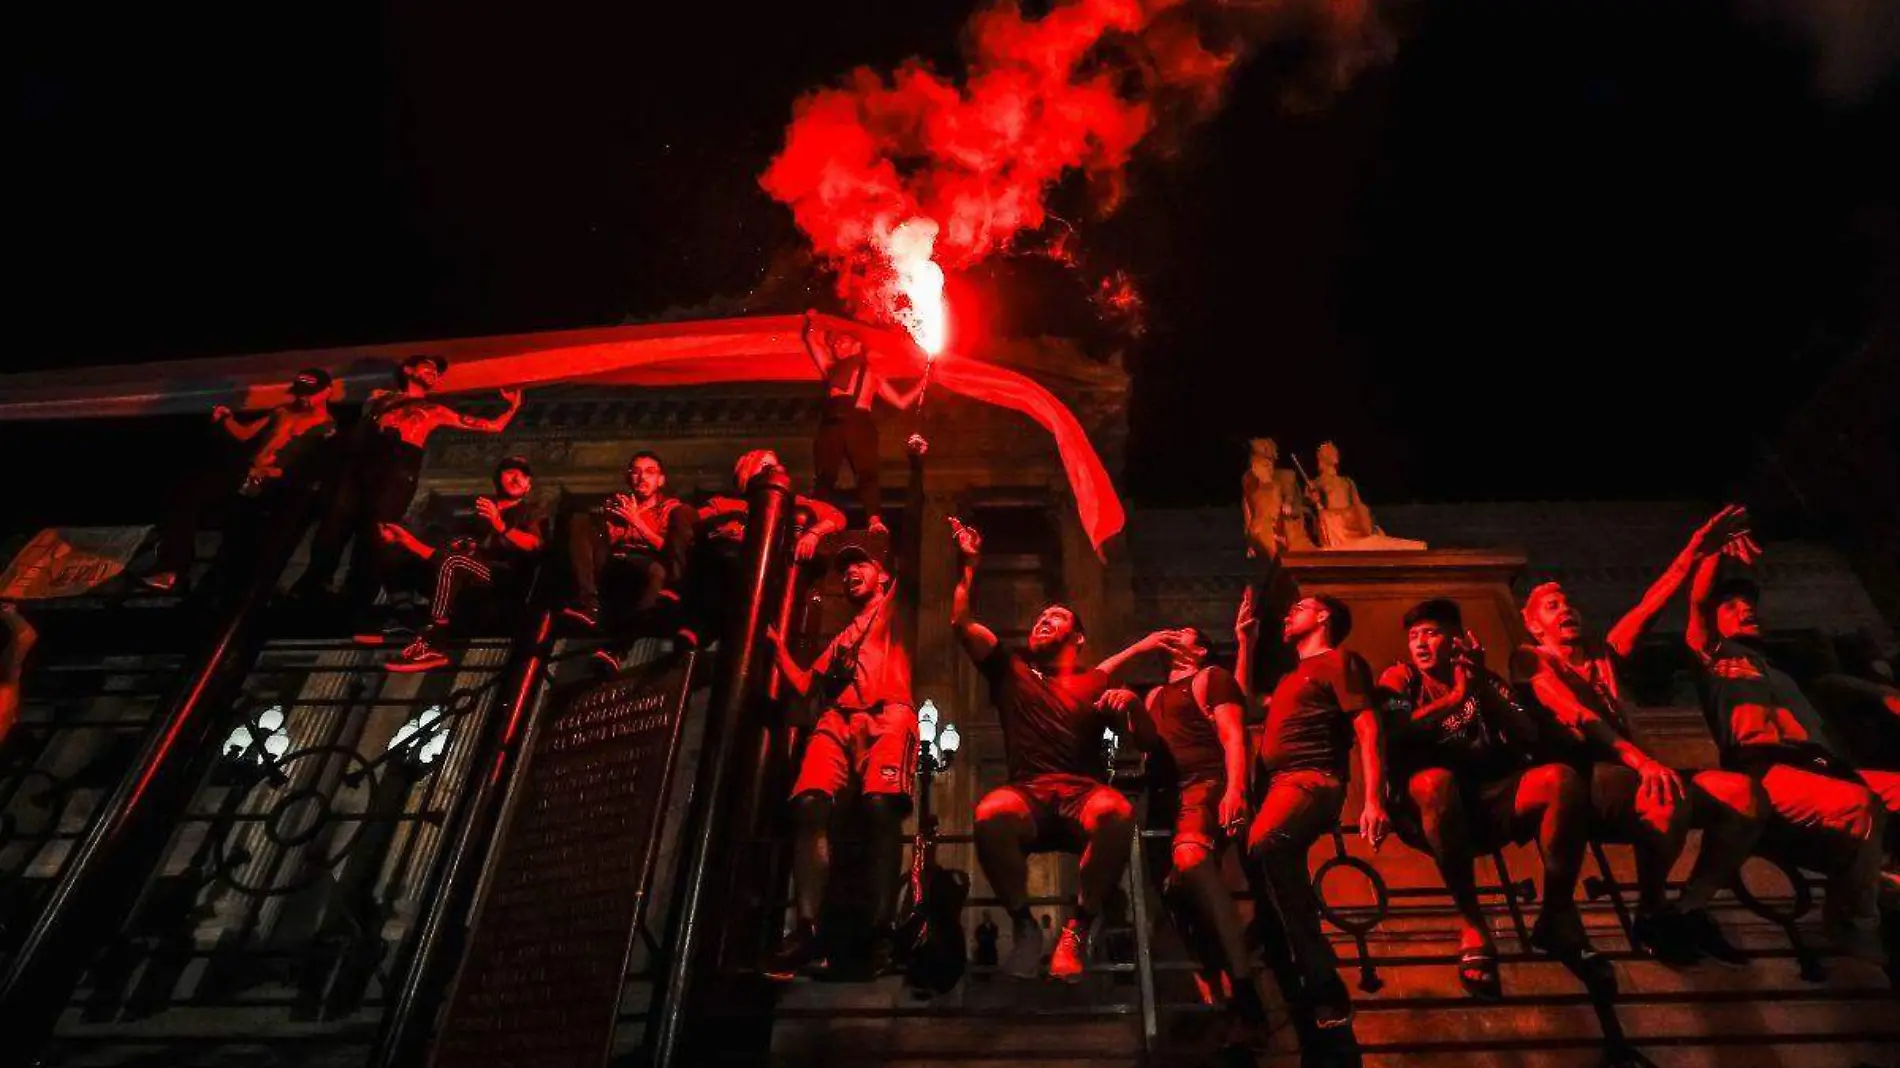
[885,217,947,357]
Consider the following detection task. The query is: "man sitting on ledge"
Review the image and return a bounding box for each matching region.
[1512,506,1766,968]
[375,455,545,673]
[948,518,1171,982]
[1687,540,1889,966]
[1379,598,1595,999]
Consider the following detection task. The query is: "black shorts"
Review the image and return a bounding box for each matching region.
[992,773,1122,854]
[1391,765,1527,855]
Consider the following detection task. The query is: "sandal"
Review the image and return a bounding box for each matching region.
[1457,946,1502,1001]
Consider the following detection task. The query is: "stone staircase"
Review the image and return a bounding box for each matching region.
[753,831,1897,1068]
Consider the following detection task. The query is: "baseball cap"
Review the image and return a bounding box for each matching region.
[288,368,333,397]
[833,544,886,572]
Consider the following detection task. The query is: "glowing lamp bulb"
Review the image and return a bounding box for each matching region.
[258,706,285,732]
[918,699,939,745]
[263,733,290,759]
[938,723,960,756]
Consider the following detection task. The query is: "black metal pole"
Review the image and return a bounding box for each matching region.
[648,466,793,1068]
[0,479,321,1067]
[372,604,554,1068]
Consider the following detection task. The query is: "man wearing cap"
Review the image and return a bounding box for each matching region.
[143,367,338,593]
[376,455,547,672]
[761,541,914,979]
[561,451,696,635]
[293,354,522,613]
[1687,544,1890,964]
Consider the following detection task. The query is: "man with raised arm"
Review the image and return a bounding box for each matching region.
[949,518,1172,983]
[143,367,338,594]
[1513,506,1765,968]
[1246,594,1387,1030]
[1379,598,1593,999]
[1686,527,1888,964]
[292,355,522,611]
[760,543,913,980]
[801,313,925,534]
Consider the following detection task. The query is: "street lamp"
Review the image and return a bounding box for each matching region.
[917,699,959,773]
[223,705,291,764]
[386,705,449,767]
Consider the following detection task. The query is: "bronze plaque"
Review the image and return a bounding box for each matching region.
[431,653,695,1068]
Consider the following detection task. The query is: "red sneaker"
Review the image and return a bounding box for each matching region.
[386,639,449,674]
[1047,918,1092,983]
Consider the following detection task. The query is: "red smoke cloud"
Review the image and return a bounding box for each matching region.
[760,0,1395,348]
[760,0,1233,348]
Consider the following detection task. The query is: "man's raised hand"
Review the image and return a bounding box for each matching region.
[1235,585,1258,640]
[949,517,982,558]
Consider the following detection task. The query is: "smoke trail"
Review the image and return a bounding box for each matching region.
[760,0,1396,347]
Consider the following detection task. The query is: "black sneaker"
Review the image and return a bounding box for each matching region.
[1229,973,1270,1028]
[1678,908,1747,969]
[866,931,899,978]
[764,924,822,982]
[1308,976,1354,1030]
[1631,909,1703,968]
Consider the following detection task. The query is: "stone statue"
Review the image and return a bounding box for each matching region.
[1242,438,1313,559]
[1304,441,1425,551]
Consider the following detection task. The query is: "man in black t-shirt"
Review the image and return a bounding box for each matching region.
[377,455,546,672]
[949,519,1169,984]
[1378,599,1592,999]
[1246,594,1386,1030]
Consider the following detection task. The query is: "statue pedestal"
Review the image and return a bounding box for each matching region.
[1281,548,1528,677]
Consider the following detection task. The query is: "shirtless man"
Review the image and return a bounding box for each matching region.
[802,313,925,534]
[292,355,521,609]
[144,367,338,593]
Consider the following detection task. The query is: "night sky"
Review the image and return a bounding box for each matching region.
[8,1,1897,540]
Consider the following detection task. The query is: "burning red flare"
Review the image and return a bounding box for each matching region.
[886,218,948,356]
[760,0,1234,340]
[762,1,1396,340]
